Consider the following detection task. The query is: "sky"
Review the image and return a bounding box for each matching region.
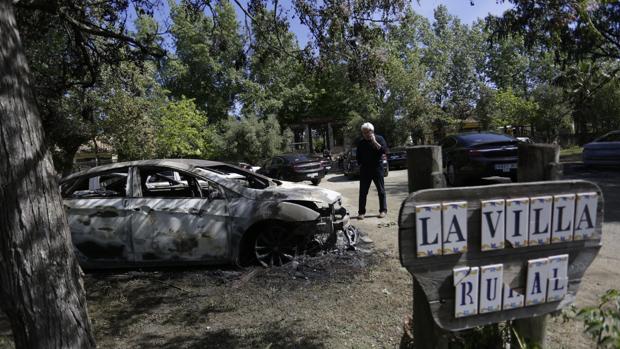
[254,0,514,47]
[144,0,514,50]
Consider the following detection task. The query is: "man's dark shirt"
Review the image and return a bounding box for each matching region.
[356,135,388,169]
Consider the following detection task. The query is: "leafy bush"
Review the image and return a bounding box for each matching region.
[564,289,620,348]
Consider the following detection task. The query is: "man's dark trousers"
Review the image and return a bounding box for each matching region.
[358,165,387,215]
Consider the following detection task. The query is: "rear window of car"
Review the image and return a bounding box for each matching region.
[457,133,516,146]
[283,154,313,162]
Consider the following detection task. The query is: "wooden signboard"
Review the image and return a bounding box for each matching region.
[398,180,603,331]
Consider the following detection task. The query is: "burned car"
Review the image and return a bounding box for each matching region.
[60,159,350,268]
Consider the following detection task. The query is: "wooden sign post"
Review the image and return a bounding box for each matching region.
[400,145,603,347]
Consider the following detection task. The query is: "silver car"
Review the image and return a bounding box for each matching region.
[60,159,350,268]
[583,130,620,166]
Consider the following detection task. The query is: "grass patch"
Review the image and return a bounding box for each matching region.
[560,146,583,158]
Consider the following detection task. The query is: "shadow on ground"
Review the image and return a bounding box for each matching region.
[326,174,354,183]
[130,320,326,349]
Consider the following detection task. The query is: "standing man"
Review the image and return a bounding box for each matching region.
[356,122,388,219]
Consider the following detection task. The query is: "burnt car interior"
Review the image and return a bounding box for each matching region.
[199,164,271,189]
[139,166,226,200]
[62,168,129,198]
[140,167,201,198]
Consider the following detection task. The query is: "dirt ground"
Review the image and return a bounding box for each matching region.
[0,166,618,348]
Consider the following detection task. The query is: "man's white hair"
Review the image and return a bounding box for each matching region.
[361,122,374,131]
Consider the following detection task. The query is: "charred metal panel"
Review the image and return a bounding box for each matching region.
[64,198,132,263]
[128,197,229,262]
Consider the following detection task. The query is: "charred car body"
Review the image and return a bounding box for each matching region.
[60,159,350,268]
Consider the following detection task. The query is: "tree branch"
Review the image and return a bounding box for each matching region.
[56,6,165,58]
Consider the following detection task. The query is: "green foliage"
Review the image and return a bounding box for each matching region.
[17,0,620,172]
[164,0,245,122]
[97,61,164,161]
[154,98,216,159]
[214,115,290,164]
[564,289,620,348]
[495,88,538,128]
[531,84,573,141]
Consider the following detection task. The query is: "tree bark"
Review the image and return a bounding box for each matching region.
[0,1,95,348]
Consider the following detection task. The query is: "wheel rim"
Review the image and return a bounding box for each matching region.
[254,226,298,267]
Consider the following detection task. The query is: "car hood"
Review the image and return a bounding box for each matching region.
[258,181,342,204]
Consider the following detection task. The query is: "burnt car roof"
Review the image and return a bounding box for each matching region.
[62,159,231,182]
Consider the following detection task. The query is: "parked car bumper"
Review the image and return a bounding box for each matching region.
[287,171,325,182]
[459,158,518,179]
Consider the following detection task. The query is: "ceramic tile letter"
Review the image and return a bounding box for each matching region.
[574,192,598,240]
[442,201,468,255]
[528,196,552,246]
[552,194,576,243]
[454,266,479,318]
[525,257,549,306]
[547,254,569,302]
[502,286,525,310]
[505,198,529,248]
[481,199,505,251]
[479,264,503,314]
[415,204,443,257]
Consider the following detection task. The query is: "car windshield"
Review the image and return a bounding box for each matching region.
[596,132,620,142]
[457,133,516,146]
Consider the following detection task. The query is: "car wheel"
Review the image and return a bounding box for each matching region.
[254,224,299,267]
[311,178,321,186]
[446,163,463,187]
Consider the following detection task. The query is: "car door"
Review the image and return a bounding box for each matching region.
[62,167,134,265]
[127,166,230,263]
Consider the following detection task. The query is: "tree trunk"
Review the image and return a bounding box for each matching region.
[0,2,95,348]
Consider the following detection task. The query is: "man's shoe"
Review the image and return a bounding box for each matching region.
[357,214,365,220]
[378,212,386,219]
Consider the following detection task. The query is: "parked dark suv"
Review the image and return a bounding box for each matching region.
[258,154,325,185]
[440,132,518,186]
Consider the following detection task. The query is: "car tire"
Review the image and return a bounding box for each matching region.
[311,178,321,186]
[446,163,464,187]
[253,224,299,267]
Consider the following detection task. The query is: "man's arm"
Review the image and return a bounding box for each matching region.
[377,135,388,154]
[371,134,387,153]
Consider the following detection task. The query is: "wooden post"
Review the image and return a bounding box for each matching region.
[513,314,548,347]
[405,145,448,349]
[513,143,561,346]
[406,146,446,193]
